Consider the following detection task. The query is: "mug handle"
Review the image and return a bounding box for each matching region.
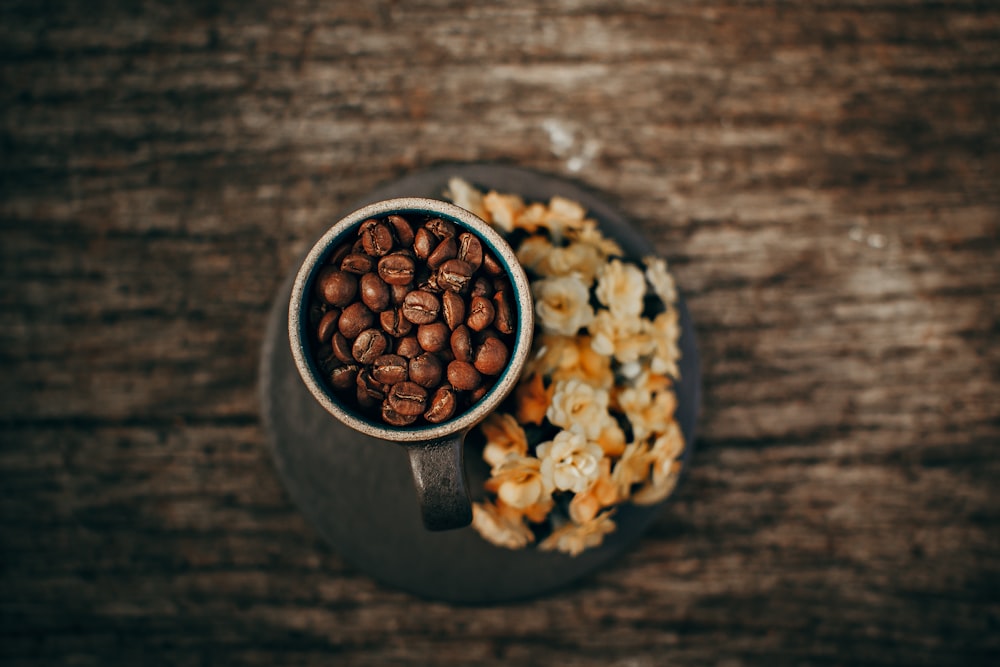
[406,434,473,531]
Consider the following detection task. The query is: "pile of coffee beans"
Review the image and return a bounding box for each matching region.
[308,213,517,427]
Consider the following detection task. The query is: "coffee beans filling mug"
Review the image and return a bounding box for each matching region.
[288,198,534,531]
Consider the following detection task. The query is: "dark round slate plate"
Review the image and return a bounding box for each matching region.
[260,164,701,604]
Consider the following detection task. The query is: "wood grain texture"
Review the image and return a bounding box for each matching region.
[1,0,998,665]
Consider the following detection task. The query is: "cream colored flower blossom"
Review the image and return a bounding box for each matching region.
[514,372,552,425]
[471,500,534,549]
[550,335,615,390]
[539,511,616,557]
[595,259,647,318]
[444,178,489,221]
[564,220,623,258]
[547,378,610,441]
[486,455,549,510]
[595,415,626,457]
[643,256,677,306]
[569,458,618,524]
[611,440,651,497]
[589,310,653,364]
[481,191,526,234]
[527,333,578,378]
[533,276,595,336]
[537,196,591,240]
[632,457,682,506]
[544,243,603,286]
[514,202,550,233]
[649,309,681,379]
[537,430,604,494]
[516,234,556,274]
[615,372,677,442]
[480,413,529,469]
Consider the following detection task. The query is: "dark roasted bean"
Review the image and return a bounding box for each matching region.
[390,282,412,306]
[316,309,340,343]
[441,291,465,330]
[424,385,456,423]
[471,276,492,297]
[387,214,415,247]
[315,267,357,307]
[372,354,408,385]
[387,381,428,416]
[352,328,388,365]
[427,237,457,269]
[426,217,456,239]
[327,242,352,268]
[417,322,450,353]
[382,402,418,426]
[330,363,359,390]
[332,332,354,363]
[493,287,515,334]
[481,250,504,276]
[469,385,489,403]
[409,352,443,389]
[359,272,391,312]
[457,232,483,271]
[466,295,495,332]
[401,290,440,325]
[474,335,509,376]
[396,335,422,359]
[413,227,435,259]
[341,253,375,274]
[361,220,394,256]
[437,259,473,293]
[316,345,339,374]
[447,360,482,391]
[356,368,385,405]
[379,308,413,337]
[378,253,416,286]
[450,324,473,363]
[338,302,375,339]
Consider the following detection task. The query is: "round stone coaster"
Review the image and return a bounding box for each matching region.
[260,164,701,603]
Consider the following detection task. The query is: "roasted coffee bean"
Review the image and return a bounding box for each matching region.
[356,368,385,405]
[387,381,428,416]
[341,253,375,274]
[316,345,339,374]
[409,352,443,389]
[352,328,388,365]
[474,335,509,376]
[493,287,515,334]
[427,237,457,269]
[359,272,391,312]
[426,217,456,239]
[450,324,473,363]
[387,214,415,247]
[447,360,482,391]
[330,363,359,390]
[327,242,352,268]
[481,251,504,276]
[315,267,357,307]
[437,348,456,365]
[339,302,375,339]
[372,354,408,385]
[437,259,474,293]
[382,402,418,426]
[469,385,489,403]
[352,237,366,253]
[441,291,465,330]
[378,253,416,286]
[332,332,354,363]
[361,220,393,256]
[401,290,440,324]
[396,335,422,359]
[457,232,483,271]
[316,309,340,343]
[417,322,450,353]
[309,301,326,328]
[413,227,435,259]
[390,282,411,306]
[424,385,456,423]
[379,308,413,337]
[466,295,495,332]
[471,276,492,297]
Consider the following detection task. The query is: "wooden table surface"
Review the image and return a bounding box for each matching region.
[2,1,998,664]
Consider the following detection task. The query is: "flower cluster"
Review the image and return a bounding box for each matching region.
[445,178,685,556]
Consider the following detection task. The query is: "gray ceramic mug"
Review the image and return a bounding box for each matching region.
[288,198,534,531]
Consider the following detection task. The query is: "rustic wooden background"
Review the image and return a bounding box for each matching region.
[2,0,998,664]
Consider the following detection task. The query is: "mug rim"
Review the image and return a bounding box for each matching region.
[288,197,534,442]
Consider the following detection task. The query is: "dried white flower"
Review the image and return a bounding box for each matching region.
[516,235,556,274]
[537,430,604,494]
[480,413,529,469]
[444,178,489,221]
[595,259,647,318]
[538,511,616,556]
[472,501,535,549]
[649,309,681,379]
[588,310,653,364]
[644,256,677,306]
[486,455,550,510]
[547,378,611,441]
[482,191,526,233]
[565,221,623,258]
[616,372,677,442]
[611,440,651,497]
[632,426,683,506]
[533,275,595,336]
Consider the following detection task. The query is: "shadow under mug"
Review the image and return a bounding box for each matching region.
[287,198,535,531]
